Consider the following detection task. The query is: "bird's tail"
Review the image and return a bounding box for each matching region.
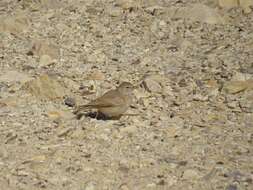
[73,104,92,114]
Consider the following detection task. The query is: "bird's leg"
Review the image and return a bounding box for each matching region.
[95,111,99,119]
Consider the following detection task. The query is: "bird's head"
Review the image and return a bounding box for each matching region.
[117,82,135,95]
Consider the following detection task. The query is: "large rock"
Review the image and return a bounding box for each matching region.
[23,75,67,100]
[218,0,238,8]
[20,0,63,10]
[173,4,224,24]
[0,70,32,83]
[30,40,60,59]
[218,0,253,13]
[239,0,253,13]
[115,0,140,10]
[223,80,253,94]
[0,14,29,35]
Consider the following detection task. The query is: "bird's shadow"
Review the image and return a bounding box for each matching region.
[76,111,120,120]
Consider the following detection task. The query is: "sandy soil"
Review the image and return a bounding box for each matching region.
[0,0,253,189]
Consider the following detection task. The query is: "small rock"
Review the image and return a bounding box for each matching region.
[84,181,96,190]
[119,184,130,190]
[23,75,67,100]
[120,125,138,135]
[142,75,163,93]
[39,54,55,67]
[64,97,76,107]
[226,184,237,190]
[145,6,164,15]
[115,0,139,10]
[193,94,208,102]
[107,6,123,17]
[227,101,237,109]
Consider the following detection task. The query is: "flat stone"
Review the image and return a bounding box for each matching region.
[226,184,237,190]
[142,74,166,93]
[120,125,138,135]
[39,54,55,67]
[107,6,123,17]
[115,0,139,10]
[0,14,29,35]
[223,80,253,94]
[240,0,253,13]
[183,169,201,180]
[30,40,60,59]
[0,70,32,83]
[64,97,76,107]
[23,75,67,100]
[173,4,224,24]
[218,0,238,8]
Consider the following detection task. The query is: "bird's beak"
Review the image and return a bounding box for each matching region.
[133,85,139,89]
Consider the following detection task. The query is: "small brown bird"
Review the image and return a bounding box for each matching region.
[75,82,135,119]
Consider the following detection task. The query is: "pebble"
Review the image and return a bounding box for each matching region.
[64,97,76,107]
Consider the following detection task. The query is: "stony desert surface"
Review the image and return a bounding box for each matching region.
[0,0,253,189]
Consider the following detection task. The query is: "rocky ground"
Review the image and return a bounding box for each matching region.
[0,0,253,189]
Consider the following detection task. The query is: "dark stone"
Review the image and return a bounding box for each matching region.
[226,184,237,190]
[64,97,76,107]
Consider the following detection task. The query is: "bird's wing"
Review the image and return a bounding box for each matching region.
[86,90,124,108]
